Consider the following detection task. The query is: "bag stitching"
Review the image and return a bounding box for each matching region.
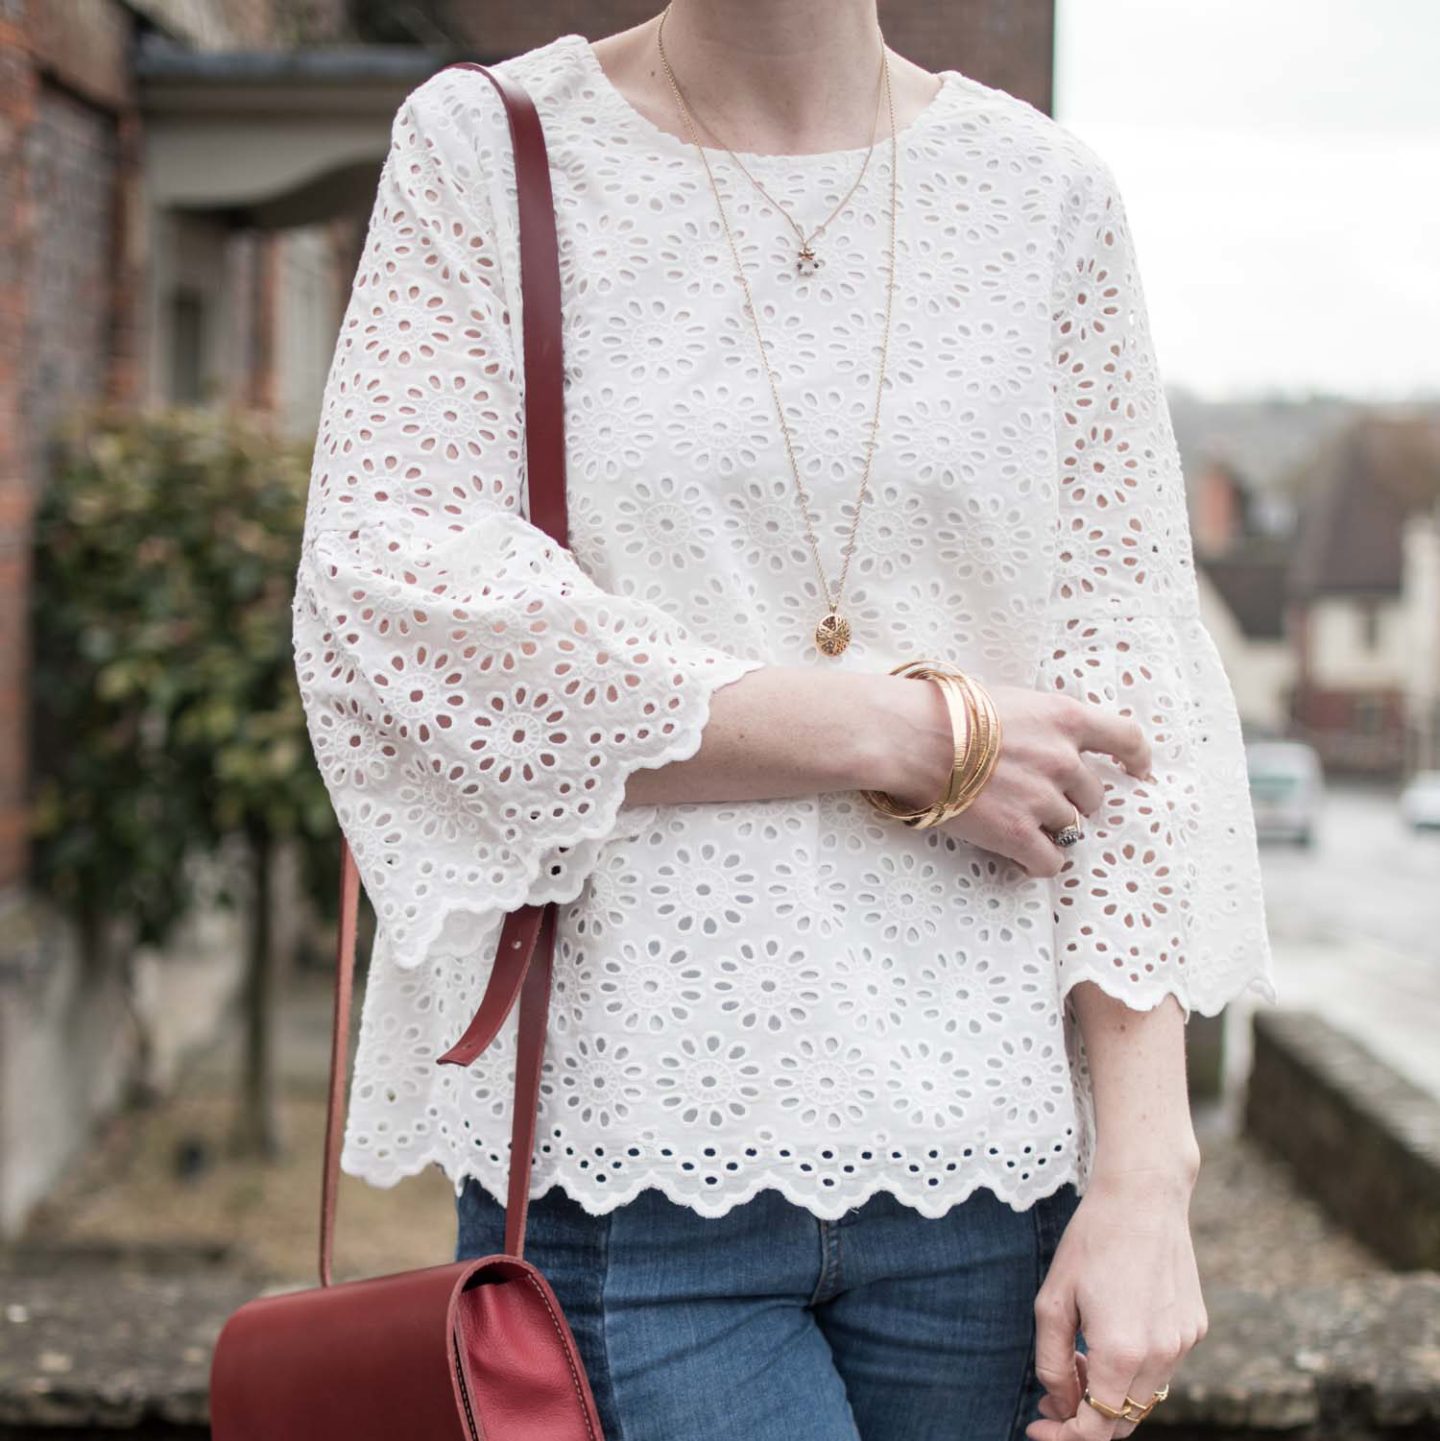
[522,1269,600,1441]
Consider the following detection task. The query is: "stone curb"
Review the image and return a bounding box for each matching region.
[0,1273,245,1432]
[1244,1008,1440,1271]
[1152,1274,1440,1438]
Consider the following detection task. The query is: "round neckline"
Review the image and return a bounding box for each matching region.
[565,31,959,165]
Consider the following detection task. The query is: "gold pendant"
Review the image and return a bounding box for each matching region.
[815,611,852,656]
[796,242,823,277]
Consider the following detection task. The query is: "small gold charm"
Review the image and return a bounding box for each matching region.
[796,243,823,277]
[815,612,851,656]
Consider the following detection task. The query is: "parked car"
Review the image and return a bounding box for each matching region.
[1399,769,1440,830]
[1246,740,1323,846]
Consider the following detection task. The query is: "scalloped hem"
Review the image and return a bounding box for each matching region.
[359,649,770,971]
[1057,957,1279,1023]
[341,1143,1085,1222]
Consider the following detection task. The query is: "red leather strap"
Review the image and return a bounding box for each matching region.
[320,58,568,1286]
[320,832,362,1289]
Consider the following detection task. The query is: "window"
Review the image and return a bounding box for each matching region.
[169,288,206,404]
[1353,694,1386,735]
[1360,602,1382,650]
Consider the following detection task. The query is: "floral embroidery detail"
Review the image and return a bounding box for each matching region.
[293,34,1276,1222]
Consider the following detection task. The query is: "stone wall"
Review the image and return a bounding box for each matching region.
[1245,1009,1440,1271]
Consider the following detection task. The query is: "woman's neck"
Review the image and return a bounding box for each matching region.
[590,1,942,156]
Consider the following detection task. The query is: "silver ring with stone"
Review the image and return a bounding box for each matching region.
[1044,804,1084,847]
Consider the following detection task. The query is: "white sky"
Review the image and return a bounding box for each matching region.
[1053,0,1440,401]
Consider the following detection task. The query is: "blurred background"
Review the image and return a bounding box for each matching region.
[0,2,1437,1437]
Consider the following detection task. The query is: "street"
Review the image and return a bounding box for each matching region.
[1226,779,1440,1098]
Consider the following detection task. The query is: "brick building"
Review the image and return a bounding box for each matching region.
[0,0,358,1239]
[0,0,1055,1234]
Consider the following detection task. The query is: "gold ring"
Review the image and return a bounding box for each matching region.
[1082,1385,1166,1424]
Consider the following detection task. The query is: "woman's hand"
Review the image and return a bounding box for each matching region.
[1026,1163,1206,1440]
[880,678,1154,877]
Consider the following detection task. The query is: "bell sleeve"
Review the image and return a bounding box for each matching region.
[291,73,766,972]
[1036,148,1278,1020]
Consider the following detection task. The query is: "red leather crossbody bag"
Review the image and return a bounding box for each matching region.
[209,60,608,1441]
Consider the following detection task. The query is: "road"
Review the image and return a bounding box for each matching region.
[1224,779,1440,1099]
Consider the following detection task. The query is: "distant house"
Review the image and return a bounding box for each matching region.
[1285,414,1440,777]
[1184,457,1295,737]
[1197,546,1295,738]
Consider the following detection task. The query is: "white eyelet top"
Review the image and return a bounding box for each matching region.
[292,32,1277,1219]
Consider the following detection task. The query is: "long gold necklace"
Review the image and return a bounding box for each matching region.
[655,1,886,278]
[656,15,900,657]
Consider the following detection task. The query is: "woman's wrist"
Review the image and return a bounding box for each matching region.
[1088,1134,1201,1200]
[852,672,955,807]
[1068,981,1200,1202]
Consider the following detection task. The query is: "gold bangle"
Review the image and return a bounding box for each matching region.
[927,671,999,824]
[861,660,1003,828]
[945,668,1003,818]
[859,662,974,824]
[927,670,973,817]
[859,661,963,824]
[912,672,978,827]
[931,674,991,822]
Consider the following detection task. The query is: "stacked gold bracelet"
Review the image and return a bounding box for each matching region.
[860,660,1003,829]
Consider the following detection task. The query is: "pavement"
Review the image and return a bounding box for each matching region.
[1221,778,1440,1103]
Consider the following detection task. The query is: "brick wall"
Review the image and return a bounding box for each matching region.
[23,89,119,477]
[0,0,141,890]
[1291,681,1408,776]
[0,0,40,890]
[1193,462,1247,555]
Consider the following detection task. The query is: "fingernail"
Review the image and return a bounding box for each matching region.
[1143,770,1157,783]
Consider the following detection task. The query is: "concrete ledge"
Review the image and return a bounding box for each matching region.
[1244,1009,1440,1270]
[0,1273,251,1435]
[0,1271,1437,1438]
[1154,1274,1440,1439]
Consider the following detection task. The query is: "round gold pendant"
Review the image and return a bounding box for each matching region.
[796,243,824,277]
[815,612,851,656]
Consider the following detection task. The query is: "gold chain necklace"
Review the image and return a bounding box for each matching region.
[655,1,885,278]
[656,14,900,657]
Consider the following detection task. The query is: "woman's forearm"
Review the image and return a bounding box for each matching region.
[620,664,951,807]
[619,663,1156,883]
[1068,981,1200,1191]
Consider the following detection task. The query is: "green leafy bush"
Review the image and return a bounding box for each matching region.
[30,406,335,949]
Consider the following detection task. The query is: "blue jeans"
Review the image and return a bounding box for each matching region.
[454,1178,1083,1441]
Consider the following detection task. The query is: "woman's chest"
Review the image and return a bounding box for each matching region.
[539,143,1064,670]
